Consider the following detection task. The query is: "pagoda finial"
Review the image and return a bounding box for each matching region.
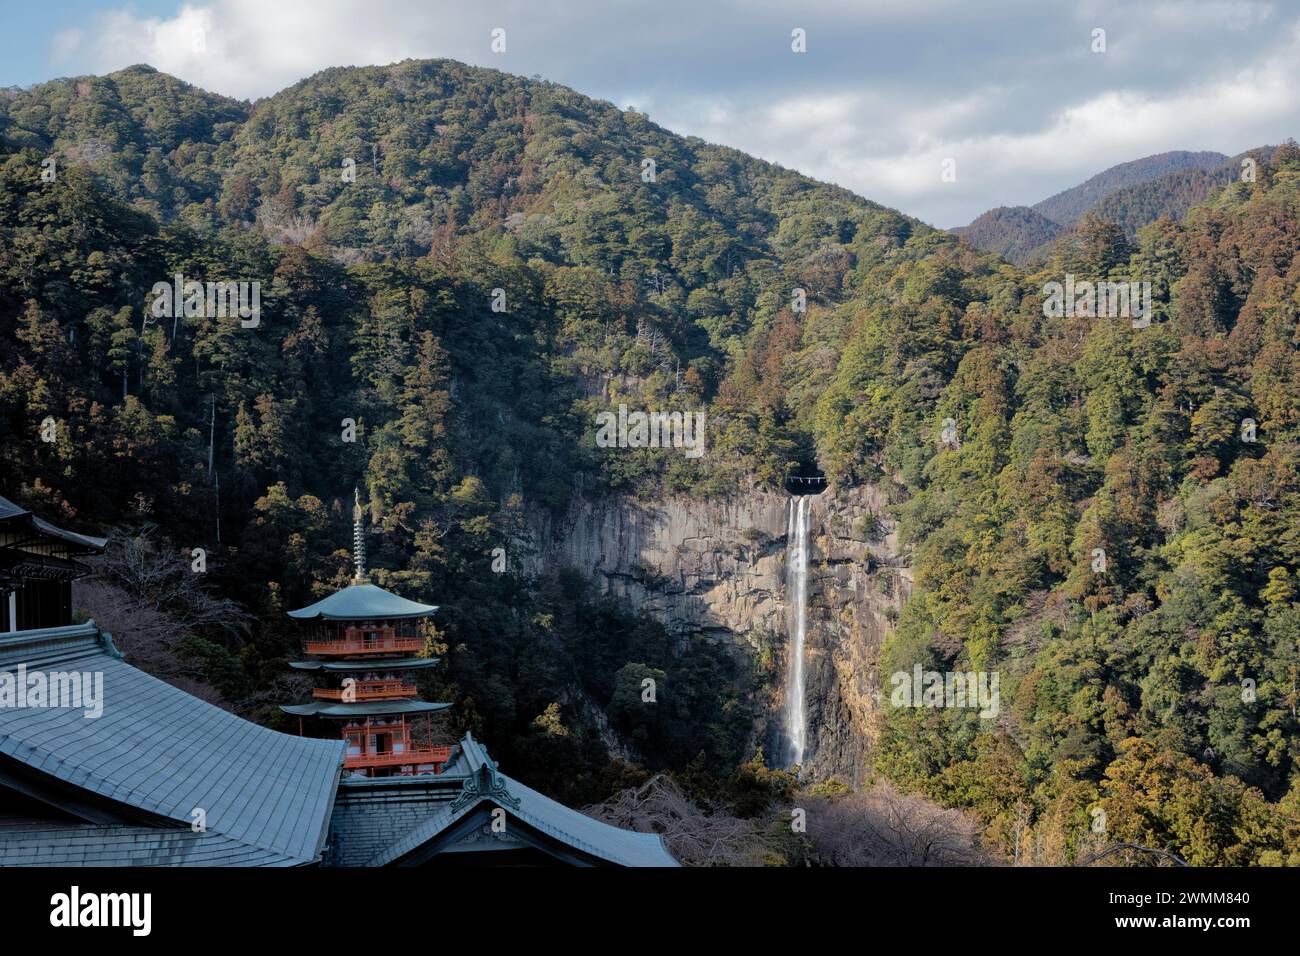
[352,486,369,583]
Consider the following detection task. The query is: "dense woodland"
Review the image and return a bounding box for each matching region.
[957,149,1247,266]
[2,62,1298,864]
[1032,150,1227,226]
[955,204,1066,268]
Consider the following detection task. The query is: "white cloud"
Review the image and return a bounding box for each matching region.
[667,18,1300,225]
[51,1,420,98]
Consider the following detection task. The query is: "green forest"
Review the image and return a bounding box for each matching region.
[958,150,1246,267]
[2,61,1298,864]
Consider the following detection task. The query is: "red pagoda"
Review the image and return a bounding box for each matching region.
[281,489,451,777]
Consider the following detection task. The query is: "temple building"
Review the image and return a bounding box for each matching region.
[281,491,451,777]
[0,493,677,867]
[0,496,107,632]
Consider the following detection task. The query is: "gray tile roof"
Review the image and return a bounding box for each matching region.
[358,734,680,867]
[286,583,438,621]
[323,773,465,866]
[0,824,302,866]
[280,700,450,718]
[0,496,108,551]
[0,622,345,866]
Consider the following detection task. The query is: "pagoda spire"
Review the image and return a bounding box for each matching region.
[352,486,369,584]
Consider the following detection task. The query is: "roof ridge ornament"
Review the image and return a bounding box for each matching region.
[352,486,369,584]
[451,762,521,813]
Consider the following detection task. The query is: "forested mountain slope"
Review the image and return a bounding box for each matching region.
[1033,150,1227,226]
[2,62,1298,863]
[958,150,1233,266]
[1084,150,1269,237]
[952,204,1065,266]
[860,159,1300,864]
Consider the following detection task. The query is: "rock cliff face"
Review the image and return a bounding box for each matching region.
[524,486,911,785]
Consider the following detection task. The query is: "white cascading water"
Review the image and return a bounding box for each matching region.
[784,496,810,767]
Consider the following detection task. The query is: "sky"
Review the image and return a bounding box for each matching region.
[3,0,1299,227]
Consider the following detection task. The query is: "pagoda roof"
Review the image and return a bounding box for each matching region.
[348,734,679,867]
[0,621,344,866]
[289,657,440,672]
[279,700,451,718]
[286,582,438,621]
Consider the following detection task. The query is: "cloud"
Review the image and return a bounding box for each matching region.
[42,0,1300,226]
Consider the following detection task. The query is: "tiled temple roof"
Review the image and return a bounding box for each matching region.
[0,622,345,866]
[340,734,680,867]
[0,496,108,554]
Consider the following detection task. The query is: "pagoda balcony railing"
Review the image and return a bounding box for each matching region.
[304,636,423,656]
[313,680,418,701]
[344,745,452,769]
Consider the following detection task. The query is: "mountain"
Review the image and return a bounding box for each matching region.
[1084,149,1274,235]
[1032,149,1227,225]
[958,149,1229,264]
[0,59,952,816]
[951,204,1065,265]
[3,62,1300,865]
[0,65,248,220]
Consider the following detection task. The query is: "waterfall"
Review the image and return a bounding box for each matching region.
[784,496,810,767]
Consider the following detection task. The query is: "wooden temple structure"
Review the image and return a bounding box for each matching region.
[281,490,451,777]
[0,496,106,633]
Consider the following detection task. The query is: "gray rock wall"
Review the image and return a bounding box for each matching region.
[524,485,911,784]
